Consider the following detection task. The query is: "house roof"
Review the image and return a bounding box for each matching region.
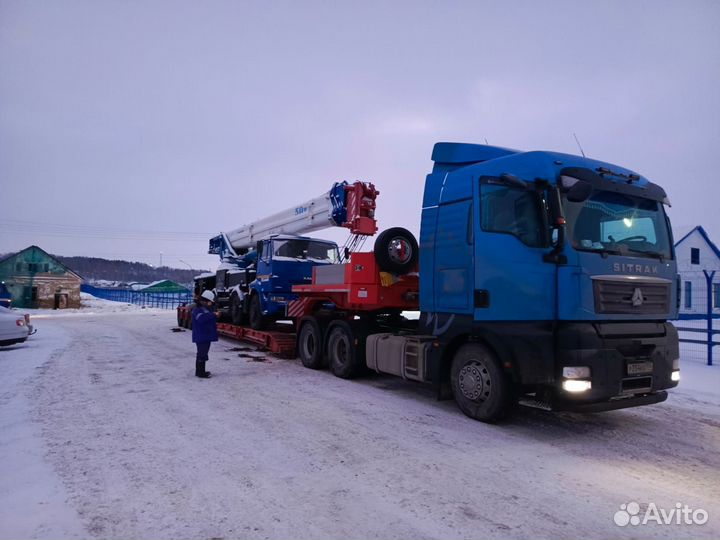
[0,245,83,280]
[138,279,189,293]
[674,226,720,260]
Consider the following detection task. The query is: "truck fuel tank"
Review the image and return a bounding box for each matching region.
[366,333,435,382]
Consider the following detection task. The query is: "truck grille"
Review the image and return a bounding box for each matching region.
[593,277,670,315]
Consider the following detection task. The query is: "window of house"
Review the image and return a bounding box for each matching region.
[684,281,692,309]
[691,248,700,265]
[714,283,720,309]
[15,262,22,272]
[44,263,49,272]
[28,263,38,272]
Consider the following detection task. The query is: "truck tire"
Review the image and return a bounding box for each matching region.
[374,227,418,275]
[298,317,325,369]
[248,294,267,331]
[180,308,191,329]
[230,294,246,326]
[450,343,512,423]
[327,321,361,379]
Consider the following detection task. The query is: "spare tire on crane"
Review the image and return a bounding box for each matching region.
[373,227,418,275]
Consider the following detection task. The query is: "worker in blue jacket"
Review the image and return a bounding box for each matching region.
[192,290,219,378]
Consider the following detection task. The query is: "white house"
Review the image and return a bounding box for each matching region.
[674,226,720,315]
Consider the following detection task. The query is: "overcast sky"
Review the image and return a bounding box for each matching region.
[1,0,719,270]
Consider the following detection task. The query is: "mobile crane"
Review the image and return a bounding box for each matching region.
[204,181,388,329]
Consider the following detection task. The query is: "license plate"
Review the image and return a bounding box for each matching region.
[627,361,653,375]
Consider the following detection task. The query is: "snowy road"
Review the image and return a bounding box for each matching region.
[1,308,719,540]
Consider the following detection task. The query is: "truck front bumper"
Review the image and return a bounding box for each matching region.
[553,390,668,413]
[552,321,679,409]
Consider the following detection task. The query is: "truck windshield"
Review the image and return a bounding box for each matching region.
[272,240,340,263]
[563,190,672,260]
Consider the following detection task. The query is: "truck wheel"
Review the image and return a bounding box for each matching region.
[327,321,360,379]
[298,317,325,369]
[181,309,191,329]
[230,294,246,326]
[374,227,418,274]
[450,343,511,422]
[248,294,267,330]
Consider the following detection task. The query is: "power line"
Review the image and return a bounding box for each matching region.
[0,218,214,240]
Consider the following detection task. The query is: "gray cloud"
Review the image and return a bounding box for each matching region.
[1,0,719,268]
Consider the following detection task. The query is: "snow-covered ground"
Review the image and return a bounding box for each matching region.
[1,297,719,539]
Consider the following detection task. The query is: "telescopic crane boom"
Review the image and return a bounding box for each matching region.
[209,181,379,259]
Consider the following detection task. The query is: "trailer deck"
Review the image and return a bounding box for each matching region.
[177,305,297,358]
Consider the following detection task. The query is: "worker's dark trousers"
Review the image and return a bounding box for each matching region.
[195,342,211,377]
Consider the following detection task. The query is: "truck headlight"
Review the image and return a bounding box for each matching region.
[562,379,592,393]
[671,358,680,382]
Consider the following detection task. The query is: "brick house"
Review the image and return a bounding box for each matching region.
[0,246,82,309]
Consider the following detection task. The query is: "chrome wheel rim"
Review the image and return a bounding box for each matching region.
[458,360,491,402]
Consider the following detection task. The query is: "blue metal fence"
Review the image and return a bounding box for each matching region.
[81,284,191,310]
[675,270,718,366]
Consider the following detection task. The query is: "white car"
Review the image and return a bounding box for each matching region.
[0,306,34,346]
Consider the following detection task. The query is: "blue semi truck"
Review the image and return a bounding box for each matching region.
[409,142,680,419]
[288,142,680,422]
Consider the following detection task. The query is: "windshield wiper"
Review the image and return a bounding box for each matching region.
[581,247,623,258]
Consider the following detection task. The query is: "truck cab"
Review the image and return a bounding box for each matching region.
[244,235,340,329]
[418,143,679,419]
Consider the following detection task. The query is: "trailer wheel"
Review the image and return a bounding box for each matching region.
[248,294,267,330]
[230,294,246,326]
[374,227,418,275]
[179,308,191,329]
[450,343,511,422]
[327,321,360,379]
[298,317,325,369]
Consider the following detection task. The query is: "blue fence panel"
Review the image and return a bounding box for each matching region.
[81,284,191,310]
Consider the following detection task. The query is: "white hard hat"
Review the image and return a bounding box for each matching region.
[200,290,215,302]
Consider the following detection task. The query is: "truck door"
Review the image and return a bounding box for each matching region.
[474,176,555,322]
[434,199,474,313]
